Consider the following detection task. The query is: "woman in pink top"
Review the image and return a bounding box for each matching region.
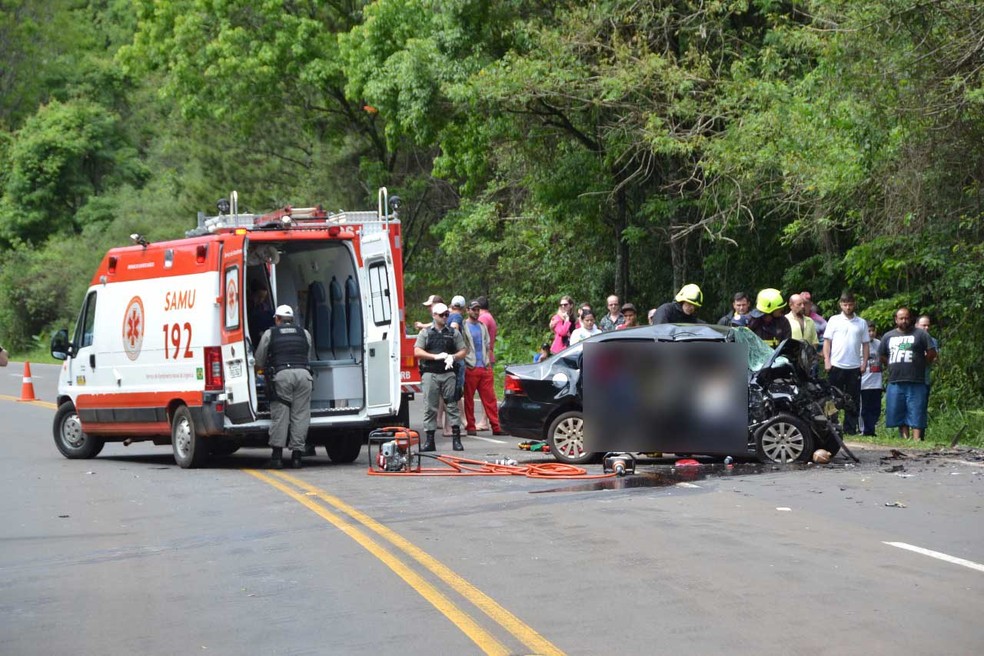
[550,296,574,354]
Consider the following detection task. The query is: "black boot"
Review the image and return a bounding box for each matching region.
[421,431,436,452]
[291,450,304,469]
[267,447,284,469]
[452,426,464,451]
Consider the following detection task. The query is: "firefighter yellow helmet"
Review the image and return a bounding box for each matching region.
[756,288,786,314]
[674,283,703,307]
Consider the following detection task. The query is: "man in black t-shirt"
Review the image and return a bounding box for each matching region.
[878,307,937,441]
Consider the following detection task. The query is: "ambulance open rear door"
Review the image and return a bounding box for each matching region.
[360,228,401,418]
[219,232,257,423]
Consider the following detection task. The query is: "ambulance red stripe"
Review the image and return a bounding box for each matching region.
[77,391,205,408]
[80,421,172,435]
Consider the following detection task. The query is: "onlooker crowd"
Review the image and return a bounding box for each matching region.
[524,284,940,441]
[414,285,940,444]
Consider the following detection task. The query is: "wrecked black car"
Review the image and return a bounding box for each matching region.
[499,324,851,465]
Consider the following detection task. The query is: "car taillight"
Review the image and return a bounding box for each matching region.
[504,374,525,396]
[204,347,224,391]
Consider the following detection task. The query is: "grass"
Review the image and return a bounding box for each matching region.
[848,408,984,450]
[4,345,61,366]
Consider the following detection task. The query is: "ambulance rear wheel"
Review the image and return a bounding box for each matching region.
[171,405,208,468]
[326,432,362,463]
[53,402,105,459]
[209,442,240,457]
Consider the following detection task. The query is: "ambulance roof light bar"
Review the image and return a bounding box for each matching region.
[186,188,400,237]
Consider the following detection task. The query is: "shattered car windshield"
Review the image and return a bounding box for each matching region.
[733,327,776,371]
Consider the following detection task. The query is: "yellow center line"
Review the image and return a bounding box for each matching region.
[271,470,566,656]
[245,469,510,656]
[0,394,57,409]
[8,390,563,655]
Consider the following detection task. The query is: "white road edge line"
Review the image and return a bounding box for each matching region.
[469,435,508,444]
[883,541,984,573]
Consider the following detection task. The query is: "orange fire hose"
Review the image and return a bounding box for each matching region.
[367,453,617,479]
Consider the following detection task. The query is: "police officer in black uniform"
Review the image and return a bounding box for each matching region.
[255,304,315,469]
[414,302,467,452]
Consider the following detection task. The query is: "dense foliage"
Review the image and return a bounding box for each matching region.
[1,1,980,434]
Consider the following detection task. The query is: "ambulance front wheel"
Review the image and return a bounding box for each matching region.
[53,401,105,459]
[171,405,208,468]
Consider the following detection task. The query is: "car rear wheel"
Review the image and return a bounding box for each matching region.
[326,432,363,463]
[548,410,595,465]
[755,413,814,464]
[53,401,105,459]
[172,405,208,469]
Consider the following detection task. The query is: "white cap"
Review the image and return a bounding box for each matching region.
[431,302,449,315]
[275,304,294,318]
[422,294,443,306]
[450,295,466,308]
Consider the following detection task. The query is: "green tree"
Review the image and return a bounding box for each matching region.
[0,99,147,245]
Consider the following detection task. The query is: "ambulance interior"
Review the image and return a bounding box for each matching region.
[246,241,364,415]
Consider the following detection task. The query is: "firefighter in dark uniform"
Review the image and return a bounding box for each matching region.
[747,288,792,348]
[255,304,315,469]
[414,302,467,452]
[650,283,703,325]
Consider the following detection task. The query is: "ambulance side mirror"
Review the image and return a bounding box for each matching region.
[50,329,71,361]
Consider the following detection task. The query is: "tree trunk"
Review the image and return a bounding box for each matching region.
[669,228,686,292]
[613,186,630,302]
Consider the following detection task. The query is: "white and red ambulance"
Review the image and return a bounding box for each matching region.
[51,189,419,467]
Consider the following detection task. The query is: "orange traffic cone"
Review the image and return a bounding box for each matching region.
[18,361,37,402]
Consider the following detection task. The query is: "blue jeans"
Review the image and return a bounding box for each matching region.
[885,382,929,429]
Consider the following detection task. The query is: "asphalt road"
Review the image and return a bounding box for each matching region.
[2,362,982,655]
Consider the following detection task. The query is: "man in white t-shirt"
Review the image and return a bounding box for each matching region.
[822,291,870,434]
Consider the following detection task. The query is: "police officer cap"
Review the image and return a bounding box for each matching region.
[431,302,449,315]
[275,304,294,318]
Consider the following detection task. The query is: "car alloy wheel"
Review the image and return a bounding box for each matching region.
[756,413,814,464]
[548,410,595,464]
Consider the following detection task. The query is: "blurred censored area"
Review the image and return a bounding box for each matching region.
[583,342,748,454]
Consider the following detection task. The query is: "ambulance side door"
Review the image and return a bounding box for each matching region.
[361,230,401,417]
[220,234,256,423]
[67,289,104,401]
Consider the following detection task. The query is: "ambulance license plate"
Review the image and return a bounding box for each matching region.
[229,360,243,378]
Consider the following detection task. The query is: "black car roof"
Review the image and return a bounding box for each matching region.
[505,324,768,375]
[589,323,735,342]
